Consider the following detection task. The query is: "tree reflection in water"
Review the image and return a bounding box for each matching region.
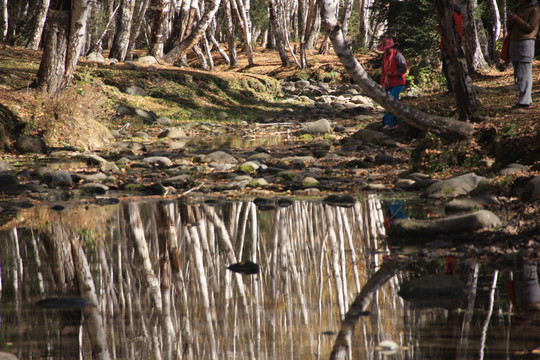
[0,196,539,359]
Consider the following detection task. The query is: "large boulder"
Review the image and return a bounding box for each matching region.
[521,175,540,201]
[425,172,486,198]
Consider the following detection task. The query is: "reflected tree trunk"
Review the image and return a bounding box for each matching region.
[329,258,411,360]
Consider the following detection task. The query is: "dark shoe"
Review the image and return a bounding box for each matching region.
[512,103,531,109]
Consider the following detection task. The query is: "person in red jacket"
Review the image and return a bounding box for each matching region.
[377,38,407,131]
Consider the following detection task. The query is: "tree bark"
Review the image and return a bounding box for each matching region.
[319,0,474,139]
[126,0,151,60]
[149,0,169,58]
[436,0,481,119]
[0,0,7,41]
[268,0,291,66]
[230,0,255,66]
[224,0,238,66]
[26,0,51,50]
[457,0,489,71]
[109,0,134,62]
[162,0,222,64]
[37,0,91,95]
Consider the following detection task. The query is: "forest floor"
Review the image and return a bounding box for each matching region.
[0,45,539,261]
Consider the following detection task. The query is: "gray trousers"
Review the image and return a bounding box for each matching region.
[513,61,533,105]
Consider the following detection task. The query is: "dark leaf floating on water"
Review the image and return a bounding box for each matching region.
[36,297,89,309]
[227,261,260,275]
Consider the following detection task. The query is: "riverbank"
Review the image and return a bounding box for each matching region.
[0,46,539,254]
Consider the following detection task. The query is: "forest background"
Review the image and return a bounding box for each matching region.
[0,0,521,95]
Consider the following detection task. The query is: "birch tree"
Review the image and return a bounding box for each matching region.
[37,0,92,95]
[26,0,51,50]
[109,0,134,61]
[163,0,222,64]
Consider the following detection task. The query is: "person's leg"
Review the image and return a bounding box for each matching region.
[389,85,405,125]
[441,50,452,93]
[516,61,533,106]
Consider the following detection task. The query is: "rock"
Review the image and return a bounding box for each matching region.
[157,117,172,125]
[398,274,467,308]
[142,156,172,168]
[137,55,158,64]
[125,85,147,96]
[116,105,135,116]
[125,61,139,70]
[388,210,501,237]
[302,176,319,187]
[350,95,372,105]
[300,119,332,135]
[44,170,73,188]
[238,161,260,173]
[445,195,499,213]
[15,135,47,154]
[162,175,193,188]
[499,163,528,175]
[349,129,397,147]
[134,108,157,123]
[85,153,108,165]
[207,151,237,164]
[101,161,120,173]
[248,152,274,161]
[425,172,487,198]
[86,52,105,63]
[217,111,229,120]
[251,178,269,187]
[77,172,108,182]
[521,175,540,201]
[158,127,186,139]
[81,183,109,194]
[394,178,416,190]
[133,131,150,139]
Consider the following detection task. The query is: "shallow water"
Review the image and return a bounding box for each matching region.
[0,196,538,359]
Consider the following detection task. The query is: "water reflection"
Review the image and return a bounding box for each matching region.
[0,196,538,359]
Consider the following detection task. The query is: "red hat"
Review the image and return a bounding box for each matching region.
[377,38,399,51]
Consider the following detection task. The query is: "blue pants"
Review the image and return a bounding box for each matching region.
[384,85,404,126]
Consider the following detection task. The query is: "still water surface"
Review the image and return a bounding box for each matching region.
[0,196,538,359]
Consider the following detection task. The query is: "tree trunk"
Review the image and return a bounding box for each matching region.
[149,0,169,58]
[0,0,7,41]
[304,0,320,50]
[26,0,50,50]
[436,0,481,119]
[340,0,353,38]
[109,0,134,62]
[162,0,222,64]
[230,0,255,66]
[268,0,290,66]
[457,0,489,71]
[37,0,91,95]
[224,0,238,66]
[319,0,474,139]
[298,0,307,68]
[126,0,151,60]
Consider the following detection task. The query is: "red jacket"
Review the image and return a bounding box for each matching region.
[381,49,407,88]
[437,9,463,49]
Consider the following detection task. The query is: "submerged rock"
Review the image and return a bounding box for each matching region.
[398,274,467,308]
[388,210,501,237]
